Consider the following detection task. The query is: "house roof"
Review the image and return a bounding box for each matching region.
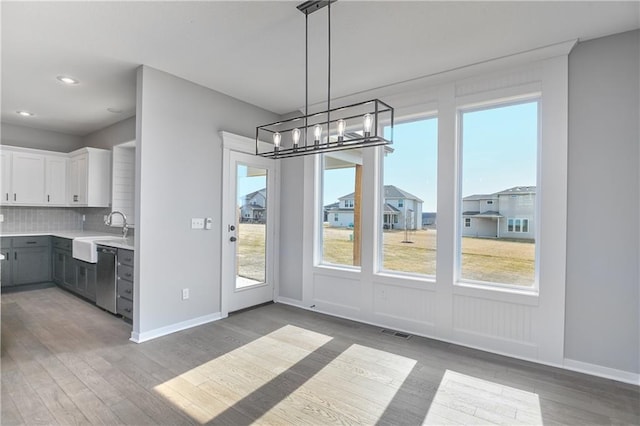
[463,194,496,201]
[244,188,266,200]
[496,186,536,196]
[383,203,400,213]
[463,210,504,218]
[338,185,423,203]
[323,202,340,210]
[464,186,536,200]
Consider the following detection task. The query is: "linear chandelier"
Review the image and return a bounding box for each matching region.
[256,0,394,159]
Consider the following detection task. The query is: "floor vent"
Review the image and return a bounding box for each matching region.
[381,329,412,339]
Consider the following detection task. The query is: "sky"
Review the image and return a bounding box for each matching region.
[238,100,538,213]
[324,100,538,212]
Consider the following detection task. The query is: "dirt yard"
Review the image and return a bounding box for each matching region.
[238,224,535,286]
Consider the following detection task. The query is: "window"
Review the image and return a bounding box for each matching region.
[507,217,530,233]
[464,218,471,228]
[344,199,354,208]
[459,101,538,286]
[322,155,361,267]
[381,117,438,276]
[487,200,493,205]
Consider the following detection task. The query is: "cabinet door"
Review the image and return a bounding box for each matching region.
[13,247,51,285]
[68,154,88,205]
[1,150,11,204]
[63,252,76,289]
[1,249,13,287]
[12,152,45,205]
[78,262,97,302]
[45,156,67,205]
[52,249,65,284]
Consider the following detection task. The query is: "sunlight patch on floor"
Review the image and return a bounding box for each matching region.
[424,369,543,425]
[153,324,333,424]
[257,343,418,425]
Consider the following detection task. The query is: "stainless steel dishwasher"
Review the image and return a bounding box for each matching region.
[96,246,117,313]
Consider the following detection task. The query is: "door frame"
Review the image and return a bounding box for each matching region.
[220,131,280,317]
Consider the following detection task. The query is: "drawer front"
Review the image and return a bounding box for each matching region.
[52,237,72,250]
[117,296,133,320]
[118,249,134,267]
[118,264,134,282]
[1,238,11,249]
[117,278,133,300]
[13,236,50,248]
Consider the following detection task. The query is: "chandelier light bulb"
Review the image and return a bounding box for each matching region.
[337,119,346,144]
[363,113,373,137]
[292,128,301,149]
[314,124,322,148]
[273,132,281,152]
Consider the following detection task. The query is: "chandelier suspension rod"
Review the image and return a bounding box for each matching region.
[305,12,308,148]
[326,1,331,141]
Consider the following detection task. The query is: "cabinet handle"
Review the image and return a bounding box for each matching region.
[47,195,50,202]
[5,193,7,201]
[26,241,36,245]
[124,308,132,313]
[125,289,132,294]
[13,194,16,201]
[14,252,17,260]
[125,273,132,278]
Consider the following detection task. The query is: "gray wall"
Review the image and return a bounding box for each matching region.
[83,116,136,150]
[565,30,639,373]
[136,66,278,334]
[1,123,83,152]
[278,157,305,300]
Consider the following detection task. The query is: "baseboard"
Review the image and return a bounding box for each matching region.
[275,296,308,309]
[564,358,640,386]
[276,298,640,387]
[130,312,223,343]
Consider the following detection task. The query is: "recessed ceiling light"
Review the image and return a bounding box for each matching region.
[107,108,123,114]
[56,75,79,85]
[16,110,34,117]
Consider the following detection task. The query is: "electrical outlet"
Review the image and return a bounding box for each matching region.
[182,288,189,300]
[205,217,213,230]
[191,218,205,229]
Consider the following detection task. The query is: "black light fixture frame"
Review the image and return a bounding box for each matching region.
[256,0,394,159]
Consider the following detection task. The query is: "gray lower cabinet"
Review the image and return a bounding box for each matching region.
[116,248,134,320]
[51,237,96,301]
[1,236,51,287]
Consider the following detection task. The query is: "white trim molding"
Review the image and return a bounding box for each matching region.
[130,312,223,343]
[564,358,640,386]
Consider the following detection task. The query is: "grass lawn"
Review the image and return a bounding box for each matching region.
[239,223,535,286]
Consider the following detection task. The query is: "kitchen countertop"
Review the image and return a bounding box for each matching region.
[0,230,135,250]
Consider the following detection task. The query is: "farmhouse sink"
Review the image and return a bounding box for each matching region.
[94,237,134,250]
[72,237,112,263]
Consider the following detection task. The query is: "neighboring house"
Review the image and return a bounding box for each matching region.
[422,212,437,227]
[240,188,266,223]
[325,185,423,230]
[462,186,535,240]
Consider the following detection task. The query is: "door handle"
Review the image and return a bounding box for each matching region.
[230,236,237,242]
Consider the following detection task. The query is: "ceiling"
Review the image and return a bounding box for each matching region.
[2,1,638,136]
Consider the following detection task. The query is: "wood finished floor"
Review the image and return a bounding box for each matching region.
[1,287,638,425]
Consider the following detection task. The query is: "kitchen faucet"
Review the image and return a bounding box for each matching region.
[105,210,129,238]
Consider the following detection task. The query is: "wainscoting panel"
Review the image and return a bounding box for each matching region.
[372,282,436,333]
[312,273,361,317]
[453,294,534,343]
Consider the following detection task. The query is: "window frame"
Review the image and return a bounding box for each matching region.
[456,96,541,292]
[375,112,439,280]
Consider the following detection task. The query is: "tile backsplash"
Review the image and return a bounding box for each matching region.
[0,206,128,236]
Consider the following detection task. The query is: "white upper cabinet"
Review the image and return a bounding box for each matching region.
[45,155,67,205]
[68,148,111,207]
[0,145,110,207]
[1,150,12,204]
[11,151,45,205]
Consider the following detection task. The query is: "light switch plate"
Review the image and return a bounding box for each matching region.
[205,217,213,230]
[191,218,205,229]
